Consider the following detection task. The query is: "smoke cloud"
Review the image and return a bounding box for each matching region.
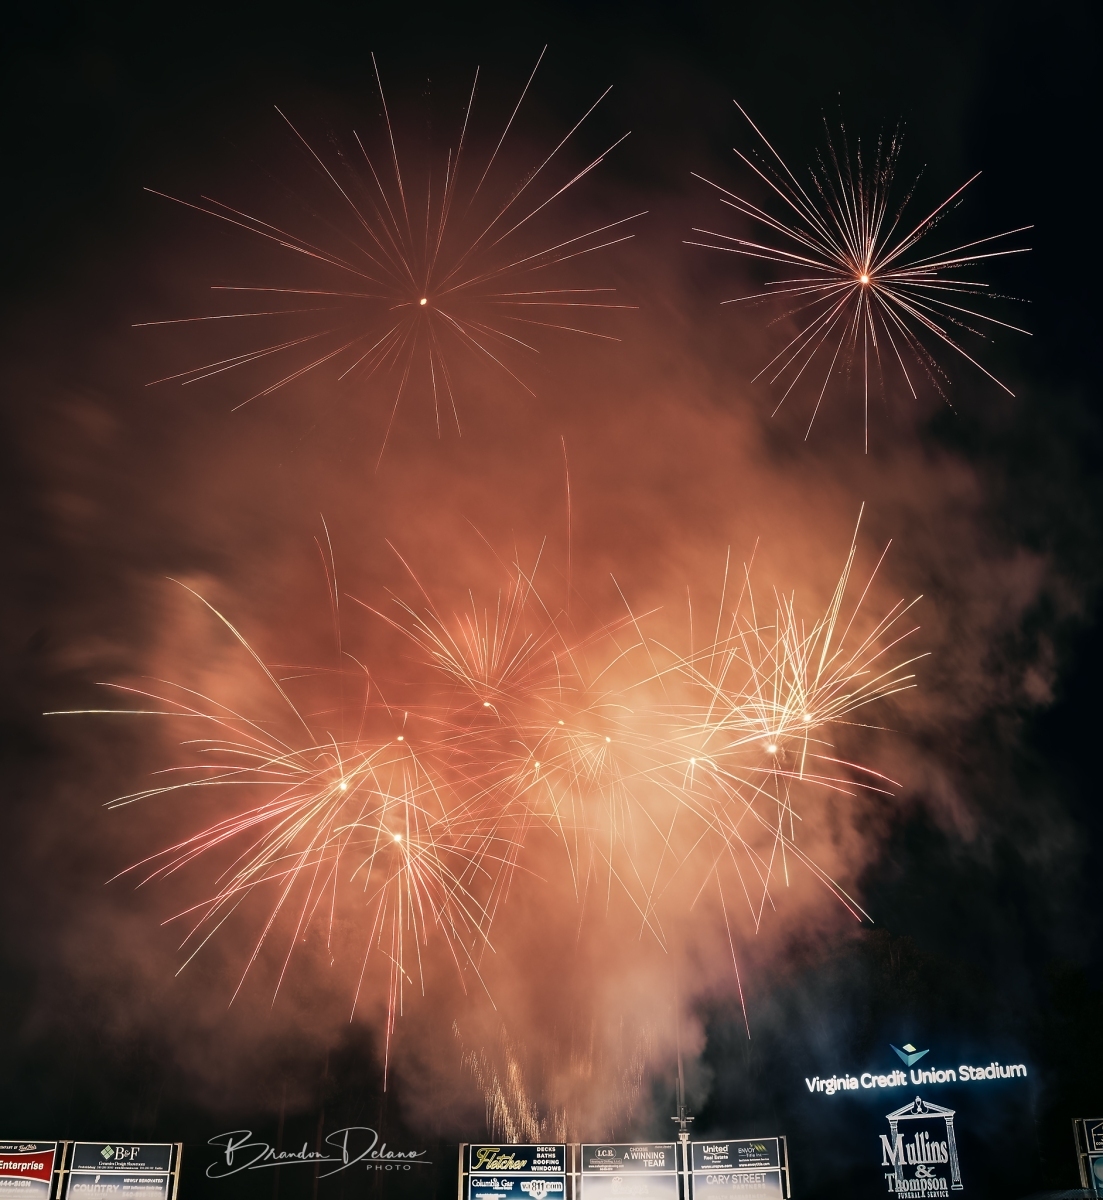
[0,49,1077,1151]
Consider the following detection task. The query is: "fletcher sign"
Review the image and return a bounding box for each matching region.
[469,1148,566,1174]
[466,1145,567,1200]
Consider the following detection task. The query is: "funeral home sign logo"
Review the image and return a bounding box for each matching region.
[880,1096,963,1196]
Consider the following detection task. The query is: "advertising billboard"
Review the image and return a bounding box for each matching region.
[580,1144,680,1199]
[0,1142,60,1200]
[466,1144,567,1200]
[796,1040,1033,1196]
[690,1138,788,1200]
[64,1143,177,1200]
[1086,1155,1103,1199]
[1075,1119,1103,1197]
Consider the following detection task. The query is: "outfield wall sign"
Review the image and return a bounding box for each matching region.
[1074,1119,1103,1197]
[464,1144,567,1199]
[797,1042,1034,1196]
[806,1060,1032,1099]
[63,1143,180,1200]
[460,1139,792,1200]
[690,1138,790,1199]
[0,1142,63,1200]
[580,1143,679,1198]
[879,1096,962,1197]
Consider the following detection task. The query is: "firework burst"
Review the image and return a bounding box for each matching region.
[54,516,923,1056]
[139,50,641,461]
[66,582,513,1080]
[662,512,924,941]
[688,103,1031,447]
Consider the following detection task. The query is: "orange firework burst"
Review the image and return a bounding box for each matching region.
[688,103,1031,448]
[662,512,924,944]
[53,515,923,1058]
[139,50,641,460]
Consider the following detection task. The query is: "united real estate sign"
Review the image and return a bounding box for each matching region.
[690,1138,790,1199]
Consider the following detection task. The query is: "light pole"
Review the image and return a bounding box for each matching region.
[672,1042,693,1200]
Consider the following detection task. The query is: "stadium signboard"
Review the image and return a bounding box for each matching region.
[64,1142,179,1200]
[0,1142,61,1200]
[1075,1119,1103,1197]
[579,1143,680,1198]
[690,1138,790,1200]
[465,1144,567,1200]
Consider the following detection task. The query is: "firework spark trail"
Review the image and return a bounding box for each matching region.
[138,51,642,458]
[53,519,923,1059]
[77,669,512,1078]
[461,1028,569,1145]
[688,102,1031,448]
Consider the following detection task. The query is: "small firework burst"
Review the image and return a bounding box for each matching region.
[140,50,641,460]
[688,103,1031,447]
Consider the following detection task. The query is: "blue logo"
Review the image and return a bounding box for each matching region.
[891,1043,929,1067]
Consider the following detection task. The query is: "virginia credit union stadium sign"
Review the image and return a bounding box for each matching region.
[799,1044,1030,1197]
[803,1044,1028,1097]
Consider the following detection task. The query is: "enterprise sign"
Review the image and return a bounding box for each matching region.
[0,1142,59,1200]
[805,1059,1028,1097]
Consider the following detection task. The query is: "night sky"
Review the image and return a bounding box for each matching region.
[2,4,1100,1199]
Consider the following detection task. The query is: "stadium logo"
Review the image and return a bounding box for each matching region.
[891,1044,930,1068]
